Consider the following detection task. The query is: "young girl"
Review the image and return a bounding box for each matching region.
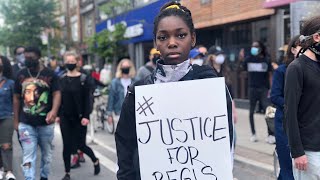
[115,2,233,180]
[0,56,16,180]
[59,52,100,180]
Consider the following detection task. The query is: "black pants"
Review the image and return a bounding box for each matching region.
[249,87,272,135]
[60,116,97,173]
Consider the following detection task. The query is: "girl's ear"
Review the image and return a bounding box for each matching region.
[191,32,196,48]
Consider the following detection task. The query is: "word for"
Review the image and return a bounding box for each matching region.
[138,115,227,145]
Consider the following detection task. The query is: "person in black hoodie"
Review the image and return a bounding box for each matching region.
[284,15,320,179]
[115,2,234,180]
[58,51,100,180]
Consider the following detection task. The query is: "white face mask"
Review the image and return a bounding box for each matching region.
[215,54,225,65]
[192,59,204,66]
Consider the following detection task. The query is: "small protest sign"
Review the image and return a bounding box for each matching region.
[135,77,233,180]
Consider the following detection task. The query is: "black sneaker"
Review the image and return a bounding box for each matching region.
[40,177,48,180]
[61,174,70,180]
[94,159,100,175]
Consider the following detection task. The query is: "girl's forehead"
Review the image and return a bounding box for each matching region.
[157,16,188,30]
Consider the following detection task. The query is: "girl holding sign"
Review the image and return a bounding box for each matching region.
[115,2,234,180]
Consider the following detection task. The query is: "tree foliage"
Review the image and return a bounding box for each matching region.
[86,0,130,63]
[0,0,60,54]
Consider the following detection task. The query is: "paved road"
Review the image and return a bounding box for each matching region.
[9,123,275,180]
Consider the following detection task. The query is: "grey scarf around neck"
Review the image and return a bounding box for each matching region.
[154,59,192,84]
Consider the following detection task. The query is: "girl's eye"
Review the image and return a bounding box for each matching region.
[157,35,167,41]
[178,33,187,39]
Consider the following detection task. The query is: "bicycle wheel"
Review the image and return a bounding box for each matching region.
[273,149,280,178]
[105,114,115,134]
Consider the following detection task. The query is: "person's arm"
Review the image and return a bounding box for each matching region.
[106,79,116,116]
[115,86,138,179]
[270,69,284,108]
[46,73,61,124]
[82,76,94,126]
[284,63,304,158]
[13,94,20,131]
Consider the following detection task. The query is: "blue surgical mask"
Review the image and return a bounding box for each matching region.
[251,47,260,56]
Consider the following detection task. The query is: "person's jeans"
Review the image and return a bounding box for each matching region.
[293,151,320,180]
[18,123,54,180]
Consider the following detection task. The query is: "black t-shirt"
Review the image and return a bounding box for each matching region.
[14,68,60,126]
[243,55,272,88]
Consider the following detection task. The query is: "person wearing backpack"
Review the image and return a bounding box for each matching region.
[136,48,160,80]
[58,51,100,180]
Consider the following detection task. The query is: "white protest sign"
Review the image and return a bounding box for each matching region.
[135,77,233,180]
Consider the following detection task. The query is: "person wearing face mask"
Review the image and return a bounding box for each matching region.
[189,48,205,66]
[284,15,320,180]
[240,41,273,143]
[0,56,16,180]
[106,58,136,127]
[58,51,100,180]
[270,35,301,180]
[13,47,61,180]
[12,46,25,79]
[136,48,160,80]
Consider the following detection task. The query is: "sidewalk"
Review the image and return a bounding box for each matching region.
[235,107,275,174]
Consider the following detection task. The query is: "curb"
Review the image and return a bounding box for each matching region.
[234,154,274,173]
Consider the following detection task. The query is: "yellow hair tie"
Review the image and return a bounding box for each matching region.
[165,5,180,10]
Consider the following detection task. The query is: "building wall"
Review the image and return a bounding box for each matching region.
[290,0,320,37]
[181,0,275,29]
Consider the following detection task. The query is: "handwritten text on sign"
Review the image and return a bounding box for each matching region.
[135,78,233,180]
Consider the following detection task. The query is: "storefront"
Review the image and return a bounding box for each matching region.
[95,0,170,68]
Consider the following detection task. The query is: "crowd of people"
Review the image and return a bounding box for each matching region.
[0,1,320,180]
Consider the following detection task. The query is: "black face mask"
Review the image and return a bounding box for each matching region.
[0,65,3,74]
[66,63,77,71]
[121,67,130,75]
[25,58,39,69]
[309,42,320,61]
[152,54,161,64]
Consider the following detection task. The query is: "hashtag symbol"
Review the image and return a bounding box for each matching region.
[136,96,154,116]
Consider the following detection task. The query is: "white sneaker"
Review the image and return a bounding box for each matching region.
[0,169,4,179]
[250,134,258,142]
[266,135,276,144]
[5,171,16,180]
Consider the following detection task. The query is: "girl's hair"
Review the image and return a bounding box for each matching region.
[205,54,232,85]
[153,1,194,38]
[63,51,80,61]
[115,58,136,78]
[299,15,320,49]
[0,56,13,79]
[285,35,300,66]
[254,41,267,58]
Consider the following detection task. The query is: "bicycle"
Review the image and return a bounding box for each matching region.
[93,87,115,134]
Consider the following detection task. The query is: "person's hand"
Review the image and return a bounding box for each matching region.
[55,117,60,123]
[81,118,90,126]
[46,110,57,124]
[107,116,113,124]
[233,112,238,124]
[294,155,308,171]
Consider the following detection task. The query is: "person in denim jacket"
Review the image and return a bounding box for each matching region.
[0,56,16,180]
[106,58,136,125]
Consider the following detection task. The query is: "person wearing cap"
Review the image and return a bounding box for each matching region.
[189,48,205,66]
[136,48,161,80]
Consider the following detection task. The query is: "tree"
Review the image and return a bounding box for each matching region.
[86,0,131,63]
[0,0,60,55]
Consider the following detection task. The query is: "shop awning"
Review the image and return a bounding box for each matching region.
[263,0,300,8]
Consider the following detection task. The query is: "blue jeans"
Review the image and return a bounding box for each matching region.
[18,123,54,180]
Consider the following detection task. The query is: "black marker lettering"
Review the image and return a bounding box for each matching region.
[188,146,206,166]
[204,117,212,138]
[171,118,188,143]
[160,119,174,145]
[213,115,227,141]
[201,166,217,180]
[167,147,179,164]
[176,146,189,164]
[138,120,159,144]
[152,171,164,180]
[180,168,192,180]
[166,170,177,180]
[184,117,198,140]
